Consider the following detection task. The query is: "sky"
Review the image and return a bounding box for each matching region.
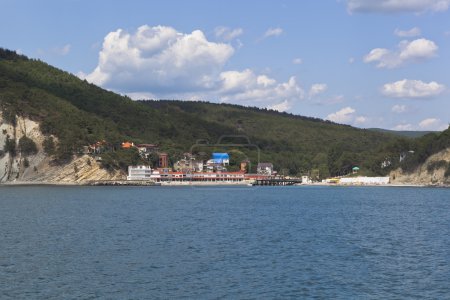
[1,0,449,131]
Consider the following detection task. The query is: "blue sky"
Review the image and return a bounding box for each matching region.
[1,0,449,130]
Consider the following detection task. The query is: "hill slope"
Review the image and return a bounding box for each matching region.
[1,48,408,180]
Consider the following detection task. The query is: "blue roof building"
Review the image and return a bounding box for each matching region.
[211,153,230,165]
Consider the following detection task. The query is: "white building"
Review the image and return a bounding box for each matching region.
[257,163,274,175]
[301,175,312,184]
[127,165,153,180]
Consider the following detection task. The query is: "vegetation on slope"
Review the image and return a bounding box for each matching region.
[3,47,446,178]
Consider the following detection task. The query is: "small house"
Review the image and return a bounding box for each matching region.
[257,163,274,175]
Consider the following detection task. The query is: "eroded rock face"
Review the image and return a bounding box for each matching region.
[390,148,450,186]
[0,111,125,184]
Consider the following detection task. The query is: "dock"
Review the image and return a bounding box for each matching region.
[252,178,302,186]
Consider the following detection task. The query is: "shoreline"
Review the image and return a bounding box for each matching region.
[1,180,448,188]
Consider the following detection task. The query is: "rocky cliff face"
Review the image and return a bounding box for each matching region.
[0,111,125,184]
[390,148,450,186]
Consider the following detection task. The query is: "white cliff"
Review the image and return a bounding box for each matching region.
[0,110,125,184]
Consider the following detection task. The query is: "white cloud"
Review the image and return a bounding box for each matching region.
[309,83,328,98]
[393,123,414,130]
[214,26,243,41]
[418,118,448,130]
[364,38,438,68]
[326,107,356,124]
[393,119,448,131]
[391,104,407,113]
[127,92,157,100]
[87,25,234,93]
[394,27,421,37]
[346,0,450,13]
[292,58,303,65]
[419,118,439,129]
[218,71,304,111]
[349,57,355,64]
[85,25,304,111]
[264,27,283,38]
[382,79,445,98]
[355,116,368,124]
[268,100,291,112]
[76,71,87,79]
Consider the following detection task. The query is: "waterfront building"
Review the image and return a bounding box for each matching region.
[257,163,274,175]
[127,165,152,180]
[301,175,312,184]
[212,153,230,165]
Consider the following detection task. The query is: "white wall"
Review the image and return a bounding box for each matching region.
[339,177,390,185]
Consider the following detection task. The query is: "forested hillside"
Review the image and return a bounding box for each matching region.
[2,47,442,178]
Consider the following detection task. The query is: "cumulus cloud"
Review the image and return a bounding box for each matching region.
[214,26,243,41]
[292,58,303,65]
[218,70,304,111]
[86,25,234,93]
[391,104,407,113]
[309,83,328,98]
[355,116,368,125]
[268,100,291,112]
[394,27,421,37]
[264,27,283,38]
[85,25,304,111]
[364,38,438,68]
[382,79,445,98]
[419,118,440,129]
[326,107,356,124]
[346,0,450,13]
[394,118,447,130]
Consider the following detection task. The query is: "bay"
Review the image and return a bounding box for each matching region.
[1,186,449,299]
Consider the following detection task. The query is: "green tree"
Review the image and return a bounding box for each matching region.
[43,136,56,155]
[4,136,16,156]
[18,136,37,155]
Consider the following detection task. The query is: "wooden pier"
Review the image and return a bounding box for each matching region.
[252,178,302,186]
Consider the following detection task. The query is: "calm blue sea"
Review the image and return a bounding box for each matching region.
[0,186,449,299]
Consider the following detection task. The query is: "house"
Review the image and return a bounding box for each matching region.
[352,166,360,174]
[240,160,249,173]
[136,144,159,153]
[301,175,312,184]
[127,165,152,180]
[159,152,169,168]
[257,163,274,175]
[121,141,134,149]
[212,153,230,165]
[174,155,204,173]
[400,150,415,162]
[381,158,391,169]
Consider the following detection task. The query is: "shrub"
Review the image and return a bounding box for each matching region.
[18,136,37,155]
[427,160,448,173]
[43,136,56,155]
[445,165,450,178]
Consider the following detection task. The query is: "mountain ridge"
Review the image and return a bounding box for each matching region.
[1,48,447,182]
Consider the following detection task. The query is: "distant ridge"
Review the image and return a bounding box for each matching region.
[0,47,410,177]
[368,128,437,138]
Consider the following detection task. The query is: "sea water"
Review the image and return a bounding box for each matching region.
[1,186,449,299]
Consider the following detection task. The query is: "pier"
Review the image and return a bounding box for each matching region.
[252,178,302,186]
